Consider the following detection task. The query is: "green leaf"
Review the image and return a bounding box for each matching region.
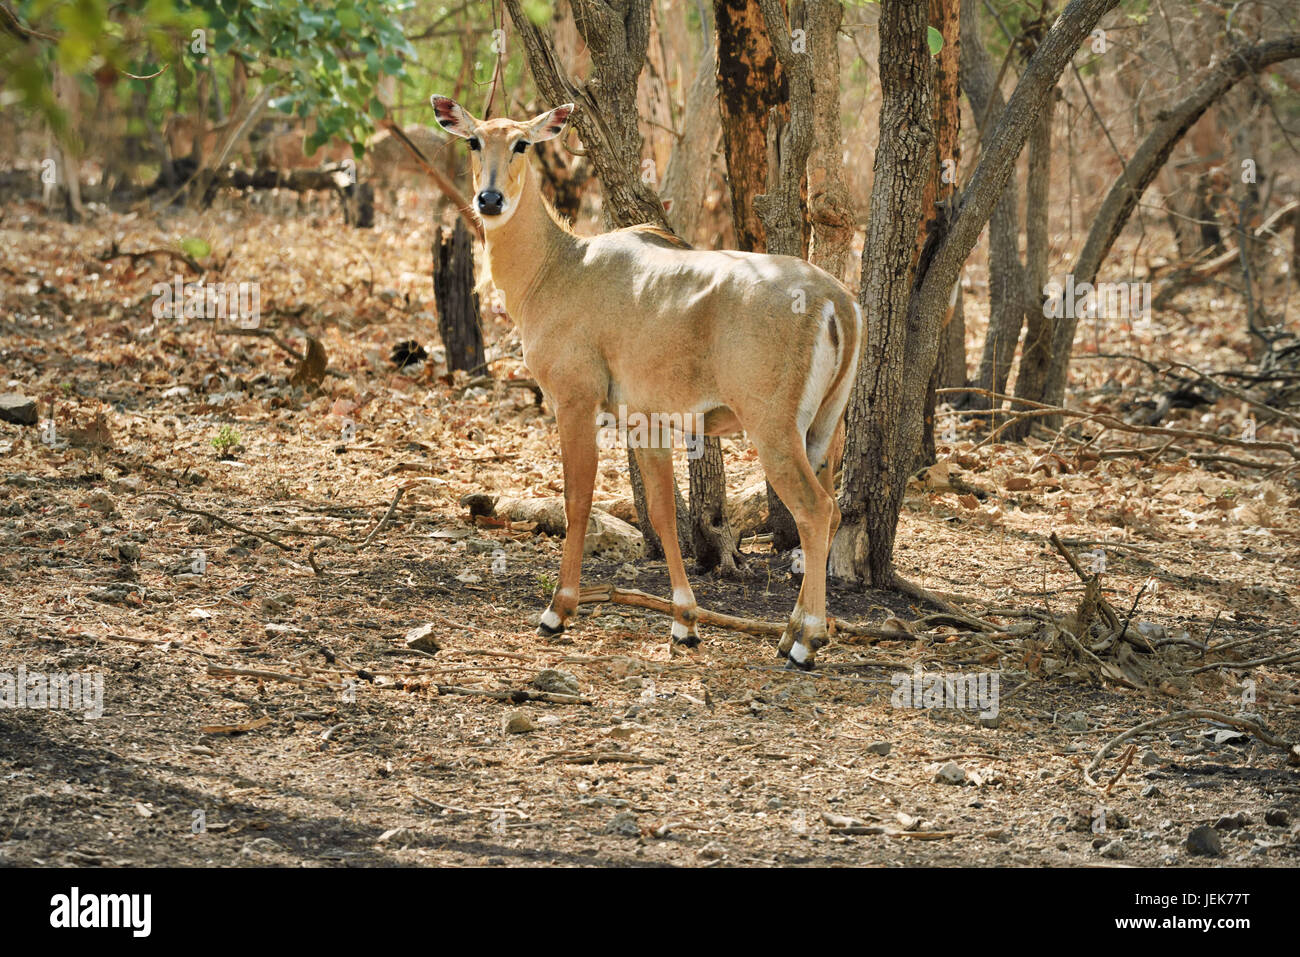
[927,26,944,56]
[180,238,211,260]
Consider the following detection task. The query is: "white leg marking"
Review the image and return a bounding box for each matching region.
[788,642,810,664]
[672,587,694,607]
[671,621,690,640]
[540,609,563,630]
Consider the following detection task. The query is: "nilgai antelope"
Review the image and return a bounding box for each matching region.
[432,96,861,670]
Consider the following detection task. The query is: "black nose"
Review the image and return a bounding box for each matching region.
[477,189,505,216]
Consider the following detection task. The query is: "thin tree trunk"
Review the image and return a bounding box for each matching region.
[834,0,1120,587]
[805,0,854,281]
[432,219,485,375]
[829,0,935,584]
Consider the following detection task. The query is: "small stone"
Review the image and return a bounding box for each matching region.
[1140,750,1161,766]
[532,669,580,696]
[504,712,535,734]
[403,622,441,654]
[605,811,640,837]
[1038,769,1054,780]
[1141,785,1161,798]
[934,761,967,786]
[454,570,482,584]
[1062,711,1088,732]
[1186,825,1223,857]
[116,542,141,562]
[697,841,725,860]
[1098,839,1125,859]
[865,741,892,756]
[0,394,37,426]
[1214,811,1250,830]
[616,563,639,581]
[1264,808,1290,827]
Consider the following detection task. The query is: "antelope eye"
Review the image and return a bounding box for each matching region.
[512,140,530,155]
[467,137,481,151]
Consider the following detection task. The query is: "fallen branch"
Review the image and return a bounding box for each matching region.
[1084,709,1295,788]
[576,584,903,640]
[539,750,665,765]
[436,685,590,705]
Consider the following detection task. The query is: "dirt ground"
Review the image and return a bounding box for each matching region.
[1,197,1298,867]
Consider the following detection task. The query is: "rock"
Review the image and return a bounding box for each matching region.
[403,623,441,653]
[1141,785,1162,798]
[1214,811,1250,830]
[1098,839,1125,859]
[1140,750,1161,766]
[503,712,535,734]
[697,841,725,860]
[934,761,967,786]
[605,812,640,837]
[81,490,116,514]
[454,570,482,583]
[865,741,892,756]
[616,563,639,582]
[116,541,141,562]
[1186,825,1223,857]
[377,827,411,844]
[1062,711,1088,732]
[0,394,37,426]
[532,669,581,696]
[1264,808,1290,827]
[459,492,496,517]
[493,497,645,560]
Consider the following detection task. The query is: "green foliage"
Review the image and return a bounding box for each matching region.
[187,0,417,155]
[210,425,240,454]
[179,236,210,259]
[927,25,944,56]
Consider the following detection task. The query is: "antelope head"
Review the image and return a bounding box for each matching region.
[430,96,574,228]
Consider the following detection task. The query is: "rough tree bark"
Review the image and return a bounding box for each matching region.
[916,0,961,468]
[832,0,1121,587]
[829,0,935,584]
[1006,82,1056,439]
[1037,34,1300,419]
[805,0,855,282]
[432,219,486,375]
[713,0,788,252]
[959,0,1030,420]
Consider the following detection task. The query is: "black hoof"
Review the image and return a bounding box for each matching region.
[537,620,565,638]
[783,655,814,672]
[672,634,701,649]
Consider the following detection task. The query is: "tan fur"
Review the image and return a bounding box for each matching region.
[437,99,861,667]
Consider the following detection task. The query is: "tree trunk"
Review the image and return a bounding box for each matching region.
[833,0,1120,587]
[713,0,788,252]
[959,0,1029,422]
[829,0,935,585]
[432,219,485,375]
[915,0,961,468]
[1006,86,1055,439]
[805,0,854,282]
[689,438,740,574]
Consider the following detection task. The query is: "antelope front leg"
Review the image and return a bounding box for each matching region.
[632,446,701,648]
[537,407,598,638]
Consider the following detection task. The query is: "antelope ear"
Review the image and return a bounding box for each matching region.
[430,96,477,139]
[528,103,574,142]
